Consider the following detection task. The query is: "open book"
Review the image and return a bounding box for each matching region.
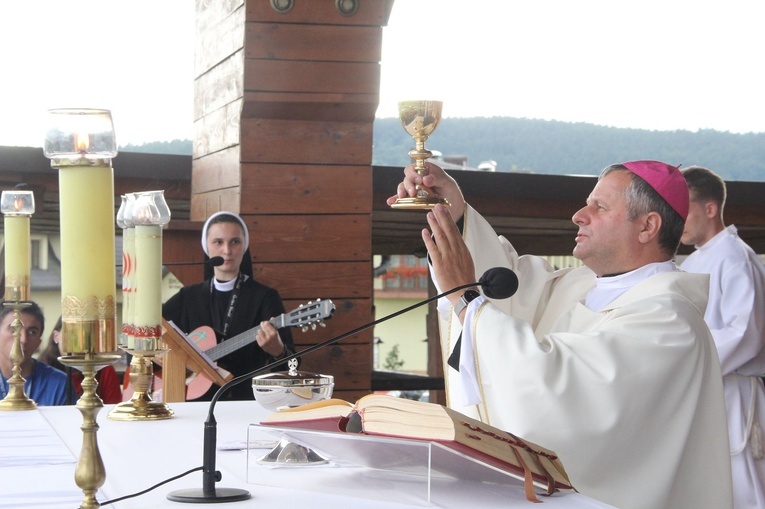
[261,394,574,502]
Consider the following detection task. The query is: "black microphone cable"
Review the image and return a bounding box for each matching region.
[98,467,204,506]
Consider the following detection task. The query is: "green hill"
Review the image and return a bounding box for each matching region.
[373,117,765,181]
[120,118,765,182]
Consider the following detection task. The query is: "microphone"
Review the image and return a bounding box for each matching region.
[479,267,519,299]
[166,267,519,504]
[164,256,225,267]
[116,257,225,268]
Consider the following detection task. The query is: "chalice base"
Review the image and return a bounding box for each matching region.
[390,195,450,210]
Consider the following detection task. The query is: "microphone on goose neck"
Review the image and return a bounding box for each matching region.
[164,256,224,267]
[119,257,225,268]
[479,267,519,299]
[166,266,519,504]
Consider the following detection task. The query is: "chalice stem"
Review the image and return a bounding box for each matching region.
[412,135,432,172]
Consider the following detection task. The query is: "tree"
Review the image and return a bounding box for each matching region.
[383,344,405,371]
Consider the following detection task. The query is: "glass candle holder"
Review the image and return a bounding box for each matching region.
[43,108,117,162]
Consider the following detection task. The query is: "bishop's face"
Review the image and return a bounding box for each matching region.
[571,170,645,277]
[205,222,246,281]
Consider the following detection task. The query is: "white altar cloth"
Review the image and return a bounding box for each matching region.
[0,401,615,508]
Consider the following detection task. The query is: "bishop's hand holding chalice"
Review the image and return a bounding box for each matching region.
[389,100,450,209]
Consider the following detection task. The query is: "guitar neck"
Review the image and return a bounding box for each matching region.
[204,315,284,362]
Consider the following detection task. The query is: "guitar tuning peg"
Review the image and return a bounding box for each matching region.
[301,326,309,333]
[310,323,317,330]
[319,321,327,328]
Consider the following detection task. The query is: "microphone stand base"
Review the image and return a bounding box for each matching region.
[167,487,251,503]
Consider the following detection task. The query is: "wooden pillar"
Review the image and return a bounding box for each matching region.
[192,0,394,400]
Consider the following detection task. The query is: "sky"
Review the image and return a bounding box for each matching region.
[1,0,764,148]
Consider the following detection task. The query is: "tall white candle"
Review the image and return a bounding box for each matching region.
[3,215,31,302]
[57,162,117,354]
[43,108,118,356]
[1,190,34,302]
[122,226,136,349]
[133,224,162,351]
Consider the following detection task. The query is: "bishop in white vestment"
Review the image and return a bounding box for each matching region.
[391,160,733,509]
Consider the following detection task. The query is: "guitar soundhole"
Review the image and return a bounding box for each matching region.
[187,330,211,346]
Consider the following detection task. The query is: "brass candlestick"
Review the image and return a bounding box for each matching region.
[390,100,450,209]
[109,190,173,421]
[44,108,121,509]
[0,301,36,411]
[60,352,121,509]
[108,347,174,421]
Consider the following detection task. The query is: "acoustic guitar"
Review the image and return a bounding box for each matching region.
[123,299,335,401]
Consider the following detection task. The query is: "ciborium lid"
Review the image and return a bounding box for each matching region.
[252,358,334,388]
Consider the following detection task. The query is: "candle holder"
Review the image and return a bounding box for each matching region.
[0,302,36,411]
[59,352,121,509]
[0,189,36,411]
[390,100,450,209]
[109,190,173,421]
[44,107,121,509]
[107,347,173,421]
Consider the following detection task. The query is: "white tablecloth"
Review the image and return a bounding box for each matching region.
[0,401,615,508]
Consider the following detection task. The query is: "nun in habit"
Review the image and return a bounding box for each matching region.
[162,211,295,401]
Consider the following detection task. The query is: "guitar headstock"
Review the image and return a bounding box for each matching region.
[285,299,336,332]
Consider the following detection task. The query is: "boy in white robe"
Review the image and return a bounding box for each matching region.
[388,160,733,509]
[681,166,765,508]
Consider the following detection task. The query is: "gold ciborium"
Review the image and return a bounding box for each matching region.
[390,100,450,209]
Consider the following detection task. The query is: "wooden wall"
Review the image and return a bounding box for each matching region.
[192,0,394,401]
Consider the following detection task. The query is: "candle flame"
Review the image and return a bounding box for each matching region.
[13,196,25,212]
[75,133,90,153]
[135,205,158,224]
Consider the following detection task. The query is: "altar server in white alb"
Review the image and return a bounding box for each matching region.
[389,160,733,509]
[680,165,765,509]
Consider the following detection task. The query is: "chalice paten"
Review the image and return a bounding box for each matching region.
[390,100,450,209]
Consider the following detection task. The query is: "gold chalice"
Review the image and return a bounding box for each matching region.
[390,100,449,209]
